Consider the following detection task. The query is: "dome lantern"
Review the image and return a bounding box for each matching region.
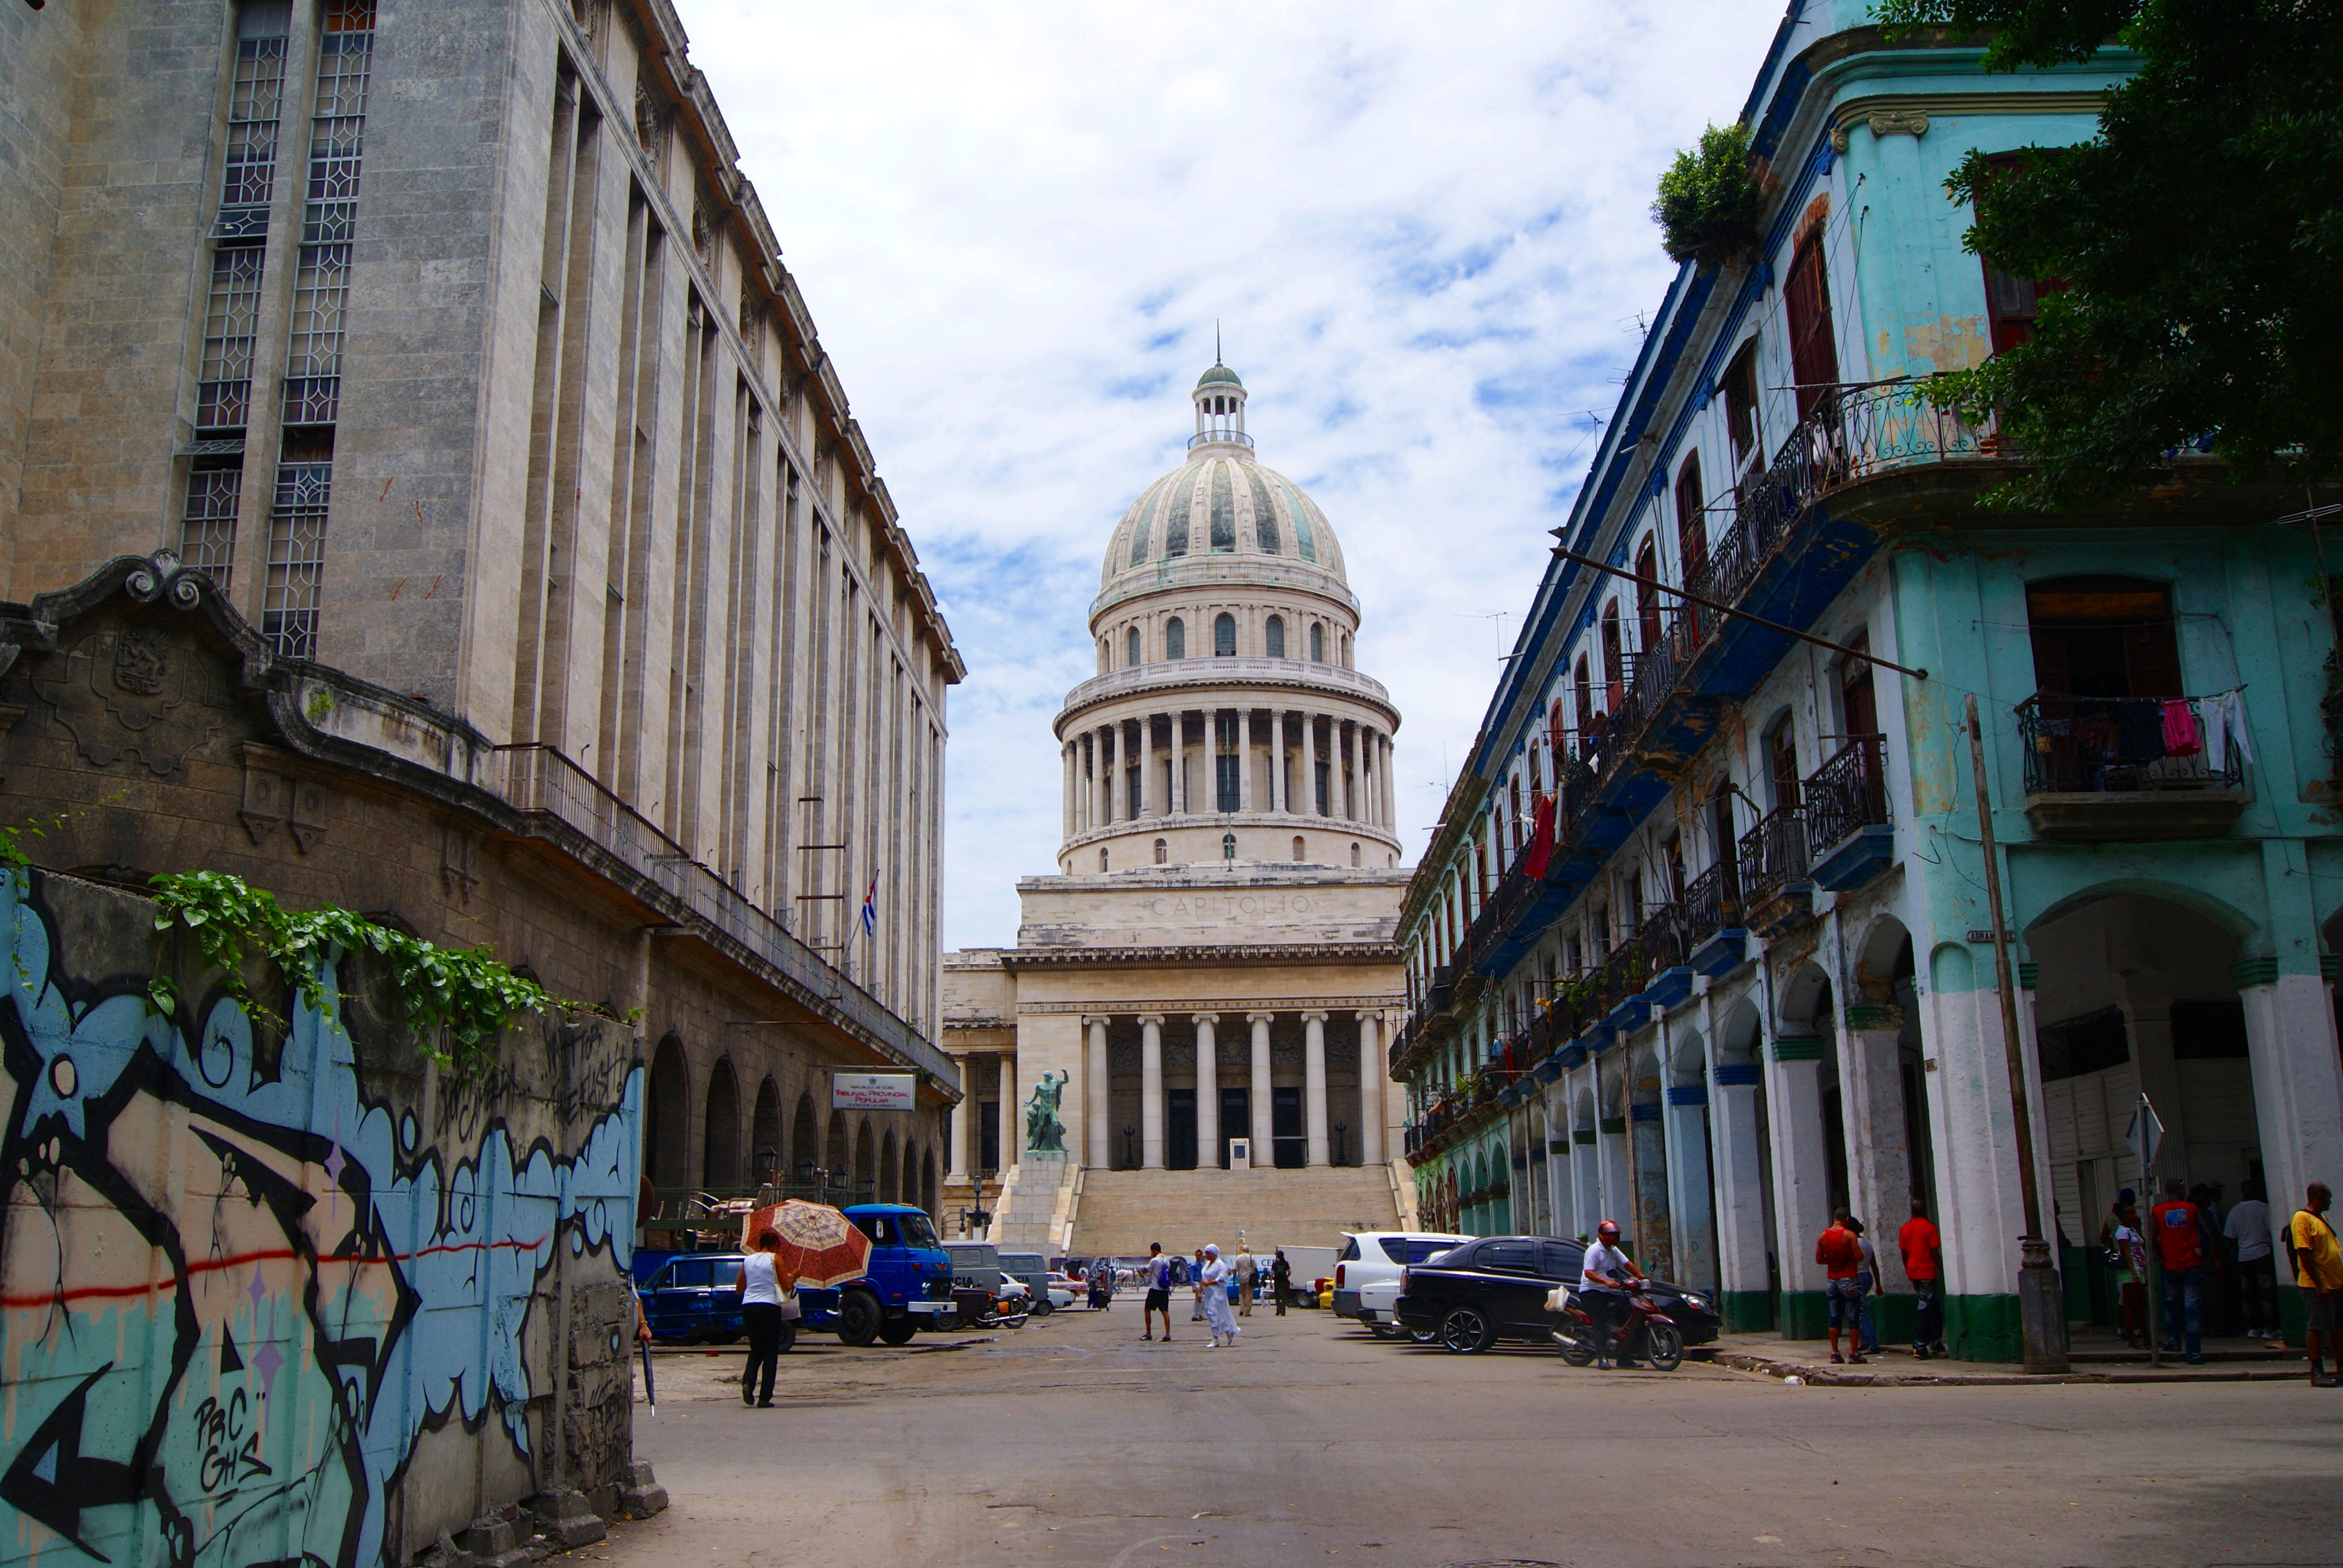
[1192,357,1250,452]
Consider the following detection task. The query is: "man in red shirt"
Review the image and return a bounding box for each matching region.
[1898,1197,1946,1359]
[2151,1177,2207,1363]
[1816,1208,1866,1364]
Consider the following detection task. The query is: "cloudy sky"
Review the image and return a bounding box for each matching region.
[671,1,1789,950]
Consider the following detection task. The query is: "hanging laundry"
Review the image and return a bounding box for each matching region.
[2204,689,2253,772]
[2115,701,2167,765]
[2161,698,2201,756]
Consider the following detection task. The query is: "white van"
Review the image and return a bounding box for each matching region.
[1332,1232,1469,1336]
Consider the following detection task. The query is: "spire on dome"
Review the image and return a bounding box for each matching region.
[1191,344,1251,449]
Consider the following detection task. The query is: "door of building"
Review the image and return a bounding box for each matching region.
[1272,1087,1305,1168]
[1219,1088,1249,1169]
[1168,1088,1197,1170]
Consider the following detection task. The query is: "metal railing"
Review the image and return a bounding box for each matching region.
[494,743,955,1085]
[1638,900,1688,976]
[2014,694,2246,794]
[1683,860,1741,946]
[1804,735,1889,854]
[1737,805,1811,909]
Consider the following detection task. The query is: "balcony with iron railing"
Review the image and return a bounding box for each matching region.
[2014,693,2248,841]
[1804,735,1894,890]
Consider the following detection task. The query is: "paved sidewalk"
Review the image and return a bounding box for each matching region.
[1708,1330,2310,1387]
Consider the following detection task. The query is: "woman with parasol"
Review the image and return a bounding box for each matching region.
[733,1228,799,1407]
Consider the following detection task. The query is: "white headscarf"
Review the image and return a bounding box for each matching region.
[1205,1244,1221,1258]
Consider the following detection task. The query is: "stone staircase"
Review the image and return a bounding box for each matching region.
[988,1153,1079,1251]
[1068,1165,1400,1258]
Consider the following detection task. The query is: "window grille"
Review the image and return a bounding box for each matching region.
[283,2,374,430]
[215,18,288,237]
[263,460,332,658]
[180,465,244,589]
[196,247,266,431]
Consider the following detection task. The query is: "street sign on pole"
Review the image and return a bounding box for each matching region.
[2127,1097,2164,1183]
[2129,1093,2167,1368]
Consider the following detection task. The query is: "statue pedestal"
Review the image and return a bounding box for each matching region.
[990,1152,1074,1251]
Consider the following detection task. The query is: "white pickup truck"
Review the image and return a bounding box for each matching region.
[1331,1232,1469,1338]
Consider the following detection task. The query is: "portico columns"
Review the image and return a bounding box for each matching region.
[948,1057,971,1181]
[1248,1012,1275,1156]
[1000,1054,1018,1174]
[1303,1011,1330,1166]
[1139,1014,1165,1169]
[1271,711,1287,813]
[1356,1010,1386,1165]
[1194,1014,1220,1168]
[1086,1016,1110,1168]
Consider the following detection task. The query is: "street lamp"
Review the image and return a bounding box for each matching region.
[1333,1122,1348,1166]
[1122,1123,1138,1168]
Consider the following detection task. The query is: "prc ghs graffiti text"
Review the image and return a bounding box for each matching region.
[0,870,644,1568]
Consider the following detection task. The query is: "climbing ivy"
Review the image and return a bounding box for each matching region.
[146,870,556,1074]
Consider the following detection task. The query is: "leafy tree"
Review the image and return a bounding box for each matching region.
[1651,122,1763,269]
[1876,1,2343,506]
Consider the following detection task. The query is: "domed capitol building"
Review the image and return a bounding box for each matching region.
[943,362,1414,1255]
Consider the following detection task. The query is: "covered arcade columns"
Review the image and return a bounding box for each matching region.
[1765,1040,1835,1339]
[1708,1063,1773,1329]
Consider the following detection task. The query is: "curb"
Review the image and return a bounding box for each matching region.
[1711,1349,2312,1388]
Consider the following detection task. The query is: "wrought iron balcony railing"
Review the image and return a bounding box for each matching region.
[1804,734,1889,853]
[2014,694,2245,794]
[1737,804,1811,909]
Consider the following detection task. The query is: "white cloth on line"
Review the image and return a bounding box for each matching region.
[2204,689,2253,771]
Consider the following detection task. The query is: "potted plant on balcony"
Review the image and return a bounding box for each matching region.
[1652,121,1764,270]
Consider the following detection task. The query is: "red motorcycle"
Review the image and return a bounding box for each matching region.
[1551,1289,1683,1371]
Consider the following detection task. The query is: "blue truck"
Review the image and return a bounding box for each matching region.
[634,1203,955,1348]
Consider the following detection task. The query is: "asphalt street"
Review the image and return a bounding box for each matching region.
[591,1302,2342,1568]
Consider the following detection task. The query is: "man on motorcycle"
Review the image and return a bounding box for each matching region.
[1579,1220,1647,1369]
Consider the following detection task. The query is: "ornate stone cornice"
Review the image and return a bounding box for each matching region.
[1000,941,1401,970]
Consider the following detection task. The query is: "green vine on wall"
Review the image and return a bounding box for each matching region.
[145,870,557,1075]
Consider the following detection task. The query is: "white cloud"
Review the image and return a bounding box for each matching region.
[670,0,1788,949]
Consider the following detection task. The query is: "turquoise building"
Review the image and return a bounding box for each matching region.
[1392,2,2343,1359]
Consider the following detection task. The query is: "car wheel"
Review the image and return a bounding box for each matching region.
[1032,1299,1054,1317]
[877,1317,919,1345]
[836,1289,883,1347]
[1407,1323,1438,1345]
[1438,1306,1495,1354]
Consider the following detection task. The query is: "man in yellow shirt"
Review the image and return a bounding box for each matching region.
[2287,1182,2341,1388]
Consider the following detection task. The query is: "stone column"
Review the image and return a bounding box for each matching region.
[1840,1001,1916,1288]
[1663,1080,1717,1296]
[2239,967,2343,1269]
[1248,1012,1274,1157]
[1239,711,1255,813]
[1139,713,1156,818]
[1193,1014,1220,1168]
[1356,1011,1385,1165]
[1271,711,1286,813]
[1086,1016,1110,1168]
[1139,1014,1165,1169]
[1766,1037,1834,1341]
[1096,727,1113,828]
[1303,1011,1330,1166]
[1381,733,1397,829]
[1303,713,1319,816]
[1000,1054,1018,1174]
[1172,710,1187,815]
[1340,723,1356,819]
[1063,743,1076,838]
[1708,1061,1773,1330]
[948,1057,971,1181]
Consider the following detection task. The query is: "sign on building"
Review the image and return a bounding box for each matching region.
[832,1071,916,1112]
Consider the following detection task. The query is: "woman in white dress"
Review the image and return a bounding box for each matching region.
[1200,1244,1240,1348]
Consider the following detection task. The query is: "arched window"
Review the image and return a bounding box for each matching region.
[1213,613,1236,657]
[1099,847,1110,871]
[1265,615,1285,658]
[1350,842,1362,867]
[1165,616,1185,659]
[1340,632,1352,667]
[1575,655,1595,743]
[1309,623,1325,662]
[1292,835,1306,861]
[1601,603,1624,708]
[1634,538,1662,654]
[1153,838,1168,864]
[1222,832,1237,861]
[1127,626,1141,667]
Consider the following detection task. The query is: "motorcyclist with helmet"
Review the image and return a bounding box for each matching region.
[1578,1219,1648,1369]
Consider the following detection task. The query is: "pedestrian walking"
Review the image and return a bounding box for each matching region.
[2109,1197,2149,1349]
[1848,1217,1884,1355]
[1816,1207,1866,1365]
[1271,1249,1292,1316]
[1190,1247,1208,1321]
[733,1228,791,1408]
[1235,1243,1256,1317]
[2286,1182,2341,1387]
[2152,1178,2209,1364]
[1201,1244,1242,1348]
[1142,1242,1174,1341]
[2224,1178,2277,1340]
[1898,1198,1947,1358]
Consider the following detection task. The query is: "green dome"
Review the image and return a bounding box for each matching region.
[1196,363,1244,389]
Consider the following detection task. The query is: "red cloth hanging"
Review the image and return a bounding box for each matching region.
[1522,791,1558,878]
[2161,699,2201,757]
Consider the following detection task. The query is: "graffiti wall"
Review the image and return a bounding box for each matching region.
[0,869,646,1568]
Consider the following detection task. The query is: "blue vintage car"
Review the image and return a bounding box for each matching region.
[634,1204,954,1348]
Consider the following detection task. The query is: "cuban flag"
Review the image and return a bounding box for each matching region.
[860,873,879,939]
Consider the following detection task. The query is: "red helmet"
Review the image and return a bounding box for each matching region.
[1596,1220,1620,1239]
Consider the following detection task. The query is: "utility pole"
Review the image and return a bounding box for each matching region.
[1965,694,2068,1374]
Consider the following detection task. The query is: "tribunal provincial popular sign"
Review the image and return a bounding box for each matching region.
[832,1071,917,1112]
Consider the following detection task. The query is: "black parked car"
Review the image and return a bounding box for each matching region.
[1392,1235,1722,1354]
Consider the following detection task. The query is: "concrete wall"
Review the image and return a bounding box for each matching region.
[0,869,644,1568]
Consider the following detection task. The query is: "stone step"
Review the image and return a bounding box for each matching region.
[1069,1165,1398,1258]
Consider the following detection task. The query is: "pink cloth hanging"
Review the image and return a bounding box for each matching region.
[2161,699,2201,757]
